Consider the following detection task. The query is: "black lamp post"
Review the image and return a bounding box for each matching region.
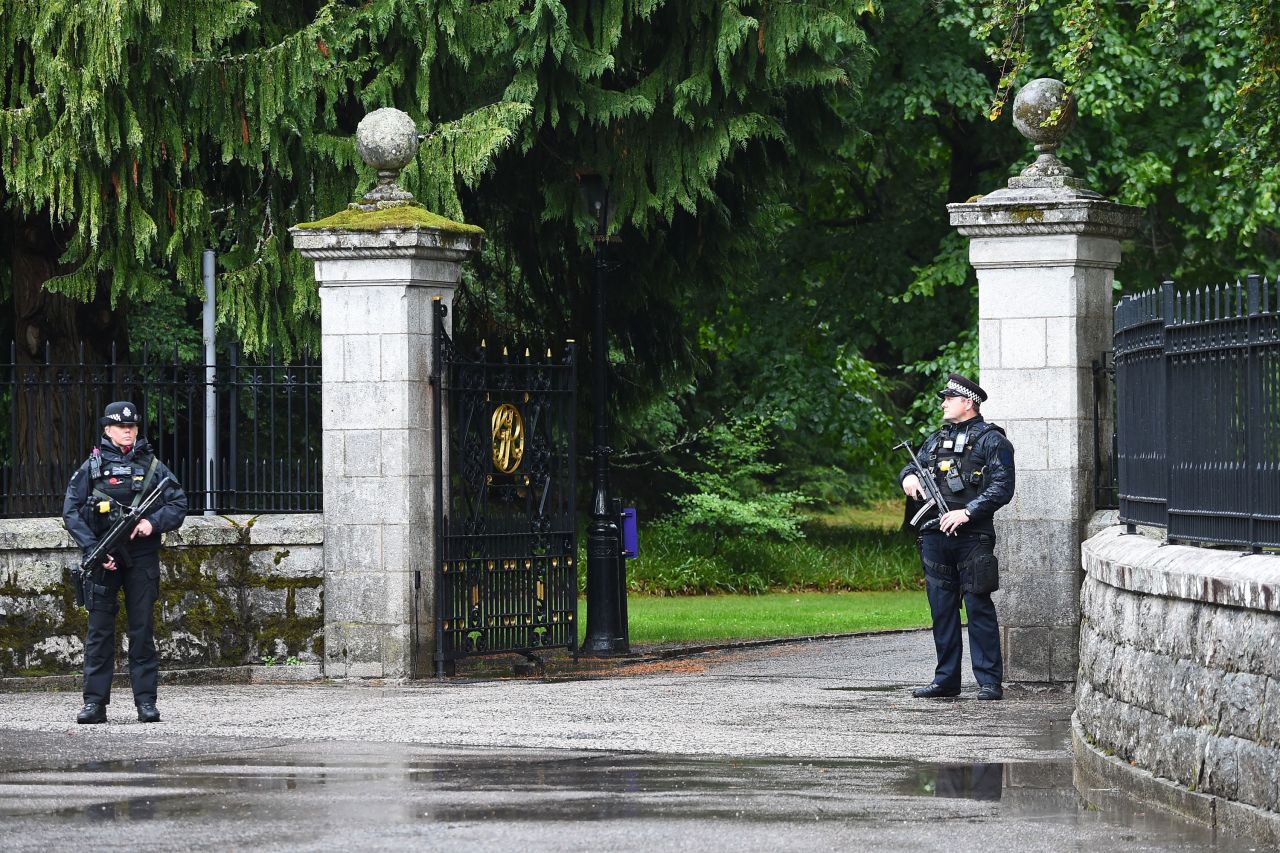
[577,172,629,656]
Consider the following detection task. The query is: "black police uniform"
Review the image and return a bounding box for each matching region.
[900,381,1015,697]
[62,404,186,722]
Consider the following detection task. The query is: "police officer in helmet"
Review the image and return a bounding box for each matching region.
[900,373,1015,700]
[63,401,187,724]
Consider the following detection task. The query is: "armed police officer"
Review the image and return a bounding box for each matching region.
[63,401,187,724]
[899,373,1014,701]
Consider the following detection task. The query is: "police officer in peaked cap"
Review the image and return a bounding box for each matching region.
[63,401,187,724]
[899,374,1015,700]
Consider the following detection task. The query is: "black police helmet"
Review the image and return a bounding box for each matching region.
[100,401,141,427]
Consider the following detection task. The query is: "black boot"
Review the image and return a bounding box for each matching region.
[77,703,107,724]
[911,683,961,699]
[136,703,161,723]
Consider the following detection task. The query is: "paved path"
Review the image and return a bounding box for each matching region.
[0,631,1254,851]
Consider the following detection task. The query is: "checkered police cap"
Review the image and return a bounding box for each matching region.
[936,373,987,404]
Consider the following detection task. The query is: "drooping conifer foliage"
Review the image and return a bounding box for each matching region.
[0,0,871,361]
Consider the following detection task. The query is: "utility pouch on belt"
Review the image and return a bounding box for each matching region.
[965,552,1000,595]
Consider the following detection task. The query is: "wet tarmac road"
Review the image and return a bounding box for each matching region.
[0,632,1263,851]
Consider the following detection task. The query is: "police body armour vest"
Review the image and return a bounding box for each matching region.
[928,421,1002,509]
[88,451,157,534]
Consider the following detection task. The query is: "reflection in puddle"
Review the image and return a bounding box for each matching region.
[819,685,904,693]
[0,747,1251,850]
[896,763,1003,801]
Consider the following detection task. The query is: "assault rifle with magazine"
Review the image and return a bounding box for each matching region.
[73,475,176,607]
[893,440,955,537]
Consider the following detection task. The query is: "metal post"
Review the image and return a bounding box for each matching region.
[202,250,218,515]
[1246,274,1261,552]
[612,496,630,649]
[1161,281,1175,542]
[228,344,239,510]
[582,193,628,656]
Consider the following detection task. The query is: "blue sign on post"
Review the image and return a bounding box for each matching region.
[621,507,639,558]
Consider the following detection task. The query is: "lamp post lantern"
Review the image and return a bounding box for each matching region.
[577,172,629,656]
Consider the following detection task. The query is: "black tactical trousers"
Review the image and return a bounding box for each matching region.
[82,555,160,706]
[919,531,1003,689]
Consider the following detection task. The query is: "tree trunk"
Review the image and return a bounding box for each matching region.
[5,213,126,515]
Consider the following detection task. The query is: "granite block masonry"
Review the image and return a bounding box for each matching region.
[1077,522,1280,844]
[947,78,1141,682]
[0,515,323,677]
[290,107,483,679]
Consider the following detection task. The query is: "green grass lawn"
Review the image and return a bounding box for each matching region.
[621,589,930,646]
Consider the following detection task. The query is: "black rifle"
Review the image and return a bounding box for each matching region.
[893,441,956,537]
[73,475,176,607]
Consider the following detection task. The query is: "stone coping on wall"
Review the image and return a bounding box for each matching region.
[1084,522,1280,613]
[0,513,322,551]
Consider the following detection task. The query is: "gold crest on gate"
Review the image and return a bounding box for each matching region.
[491,403,525,473]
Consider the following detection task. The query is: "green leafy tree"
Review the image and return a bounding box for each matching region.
[972,0,1280,267]
[618,0,1280,516]
[666,416,810,548]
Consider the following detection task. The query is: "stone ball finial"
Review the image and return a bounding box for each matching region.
[1012,78,1076,148]
[356,108,419,171]
[351,108,420,211]
[1008,77,1081,187]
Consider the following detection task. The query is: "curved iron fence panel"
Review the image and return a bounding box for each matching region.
[1114,276,1280,550]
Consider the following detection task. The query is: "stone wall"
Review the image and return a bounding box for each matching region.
[0,515,323,677]
[1076,522,1280,843]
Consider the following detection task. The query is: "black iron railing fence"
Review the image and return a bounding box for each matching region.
[1114,275,1280,551]
[0,342,321,517]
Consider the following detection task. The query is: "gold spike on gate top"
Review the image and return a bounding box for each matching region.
[503,345,509,356]
[481,338,487,349]
[546,347,552,358]
[525,347,530,358]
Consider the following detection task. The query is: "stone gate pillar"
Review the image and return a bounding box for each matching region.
[289,109,482,678]
[947,80,1141,683]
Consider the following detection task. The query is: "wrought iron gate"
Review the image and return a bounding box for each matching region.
[432,301,578,673]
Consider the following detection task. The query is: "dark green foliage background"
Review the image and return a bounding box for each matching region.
[3,0,1278,525]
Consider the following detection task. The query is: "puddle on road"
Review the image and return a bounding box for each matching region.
[0,747,1255,850]
[819,685,904,693]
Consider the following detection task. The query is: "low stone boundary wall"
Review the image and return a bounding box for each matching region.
[1077,522,1280,844]
[0,514,323,677]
